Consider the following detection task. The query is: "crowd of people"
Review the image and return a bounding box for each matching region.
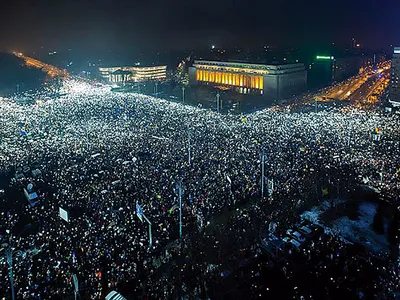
[0,78,399,299]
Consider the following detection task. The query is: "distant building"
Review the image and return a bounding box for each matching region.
[308,54,373,89]
[308,56,335,88]
[108,69,132,83]
[389,47,400,107]
[188,60,306,99]
[99,65,167,83]
[334,56,366,82]
[373,53,387,66]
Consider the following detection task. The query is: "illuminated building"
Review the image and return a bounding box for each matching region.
[99,65,167,83]
[389,47,400,107]
[188,60,306,99]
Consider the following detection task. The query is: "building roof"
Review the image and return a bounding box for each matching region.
[193,60,304,71]
[112,69,132,75]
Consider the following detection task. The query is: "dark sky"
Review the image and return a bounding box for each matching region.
[0,0,399,56]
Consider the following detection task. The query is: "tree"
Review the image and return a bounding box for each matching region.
[388,207,400,246]
[372,204,385,235]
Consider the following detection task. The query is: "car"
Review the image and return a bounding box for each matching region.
[298,225,312,235]
[286,229,306,243]
[283,237,302,249]
[106,291,127,300]
[308,223,325,235]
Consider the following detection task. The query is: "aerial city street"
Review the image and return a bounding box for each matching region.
[0,0,400,299]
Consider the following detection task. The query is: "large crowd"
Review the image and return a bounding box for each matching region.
[0,79,399,299]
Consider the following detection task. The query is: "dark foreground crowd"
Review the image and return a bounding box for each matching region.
[0,79,399,299]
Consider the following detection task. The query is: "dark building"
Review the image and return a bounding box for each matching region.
[334,56,365,82]
[389,47,400,107]
[308,54,373,89]
[374,53,387,66]
[307,56,335,89]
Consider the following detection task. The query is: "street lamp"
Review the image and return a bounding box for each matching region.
[1,246,26,300]
[188,128,191,165]
[155,82,158,98]
[315,97,318,113]
[136,203,152,247]
[143,215,153,247]
[216,92,221,113]
[260,148,266,198]
[175,181,184,239]
[182,86,185,103]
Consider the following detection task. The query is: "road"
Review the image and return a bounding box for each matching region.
[323,73,367,101]
[307,61,391,108]
[12,52,68,78]
[349,71,389,108]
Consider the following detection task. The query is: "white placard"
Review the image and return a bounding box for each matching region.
[59,207,69,222]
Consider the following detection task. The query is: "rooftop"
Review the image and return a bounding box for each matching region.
[112,69,132,75]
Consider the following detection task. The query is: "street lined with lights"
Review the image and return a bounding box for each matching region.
[13,52,68,78]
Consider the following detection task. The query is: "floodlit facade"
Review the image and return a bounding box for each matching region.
[389,47,400,106]
[188,60,307,99]
[99,66,167,83]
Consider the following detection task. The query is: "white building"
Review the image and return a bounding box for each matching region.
[99,65,167,83]
[188,60,307,99]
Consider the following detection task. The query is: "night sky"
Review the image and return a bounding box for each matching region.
[0,0,399,56]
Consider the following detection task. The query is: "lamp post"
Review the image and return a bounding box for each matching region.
[315,97,318,113]
[216,92,220,113]
[182,86,185,103]
[136,203,152,247]
[261,148,265,198]
[188,128,191,165]
[176,181,184,238]
[72,274,79,300]
[1,247,26,300]
[142,215,152,247]
[155,82,158,98]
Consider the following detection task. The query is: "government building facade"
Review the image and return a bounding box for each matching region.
[99,65,167,84]
[188,60,307,99]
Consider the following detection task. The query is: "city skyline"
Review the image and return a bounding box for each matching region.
[0,0,399,56]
